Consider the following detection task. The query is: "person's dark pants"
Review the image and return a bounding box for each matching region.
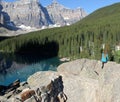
[102,62,106,69]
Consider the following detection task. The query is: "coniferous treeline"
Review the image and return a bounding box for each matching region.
[0,3,120,62]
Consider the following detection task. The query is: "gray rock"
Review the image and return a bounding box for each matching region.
[0,3,18,30]
[27,71,59,88]
[1,0,50,28]
[58,59,120,102]
[46,1,87,26]
[1,0,87,28]
[27,71,67,102]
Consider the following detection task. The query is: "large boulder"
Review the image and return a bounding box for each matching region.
[57,59,120,102]
[27,59,120,102]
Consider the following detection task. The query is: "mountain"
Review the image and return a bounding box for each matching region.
[75,2,120,26]
[0,3,120,62]
[1,0,52,28]
[0,0,87,29]
[0,3,18,31]
[46,1,87,26]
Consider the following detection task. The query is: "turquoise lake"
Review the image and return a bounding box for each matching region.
[0,53,62,86]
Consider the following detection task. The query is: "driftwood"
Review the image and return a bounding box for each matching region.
[0,79,20,95]
[21,89,35,101]
[19,76,67,102]
[0,76,67,102]
[0,85,7,95]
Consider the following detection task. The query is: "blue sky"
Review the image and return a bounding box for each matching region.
[4,0,120,14]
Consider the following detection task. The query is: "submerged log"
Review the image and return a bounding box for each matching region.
[0,85,7,95]
[6,79,20,93]
[0,79,20,95]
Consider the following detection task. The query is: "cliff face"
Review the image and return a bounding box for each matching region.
[1,0,52,28]
[0,3,18,31]
[46,1,87,26]
[1,0,87,28]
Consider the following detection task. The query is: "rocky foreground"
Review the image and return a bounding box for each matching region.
[0,58,120,102]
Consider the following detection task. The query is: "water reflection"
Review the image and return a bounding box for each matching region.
[0,53,61,85]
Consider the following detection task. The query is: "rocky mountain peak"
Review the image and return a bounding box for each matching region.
[0,0,87,34]
[46,1,87,26]
[12,0,39,4]
[52,0,58,3]
[49,0,65,10]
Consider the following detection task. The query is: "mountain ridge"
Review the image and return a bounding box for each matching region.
[46,1,86,26]
[0,0,87,31]
[77,2,120,24]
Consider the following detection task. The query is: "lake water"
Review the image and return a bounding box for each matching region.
[0,53,62,86]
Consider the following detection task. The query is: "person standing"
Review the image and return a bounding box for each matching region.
[101,49,109,69]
